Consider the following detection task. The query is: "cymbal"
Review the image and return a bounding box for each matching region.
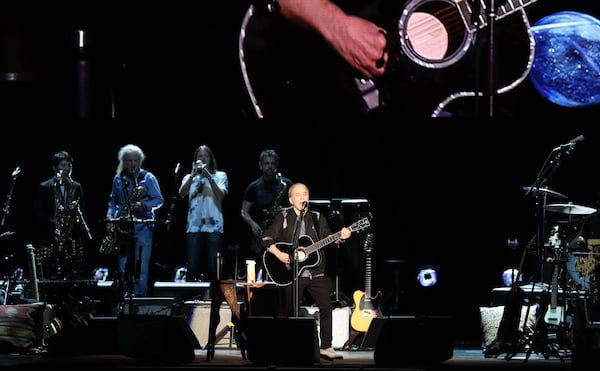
[545,203,597,215]
[523,186,568,199]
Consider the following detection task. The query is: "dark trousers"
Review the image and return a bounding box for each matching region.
[185,231,223,281]
[278,274,334,349]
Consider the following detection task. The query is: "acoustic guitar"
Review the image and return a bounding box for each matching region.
[262,217,370,286]
[350,233,382,333]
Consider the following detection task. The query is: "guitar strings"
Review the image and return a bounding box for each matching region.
[405,5,465,60]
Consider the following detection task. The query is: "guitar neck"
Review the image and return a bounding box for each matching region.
[363,233,374,299]
[365,251,372,299]
[550,264,559,309]
[457,0,538,31]
[303,230,342,256]
[303,217,370,256]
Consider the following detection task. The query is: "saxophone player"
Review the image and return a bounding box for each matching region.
[106,144,164,298]
[241,149,293,277]
[32,150,89,280]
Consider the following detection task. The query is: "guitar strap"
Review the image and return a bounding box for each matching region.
[137,170,148,184]
[311,211,320,239]
[281,209,321,238]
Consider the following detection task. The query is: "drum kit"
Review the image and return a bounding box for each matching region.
[537,191,599,294]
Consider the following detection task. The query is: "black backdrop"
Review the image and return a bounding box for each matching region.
[0,1,599,341]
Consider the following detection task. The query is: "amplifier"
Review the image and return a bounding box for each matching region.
[183,301,233,348]
[39,279,117,316]
[153,281,246,302]
[153,281,210,302]
[490,284,585,306]
[301,306,350,349]
[121,297,175,316]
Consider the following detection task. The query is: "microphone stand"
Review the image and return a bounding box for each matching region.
[165,163,181,233]
[75,202,93,241]
[527,144,575,259]
[291,209,305,317]
[1,167,20,277]
[120,175,136,316]
[521,140,578,357]
[1,167,21,229]
[485,0,498,117]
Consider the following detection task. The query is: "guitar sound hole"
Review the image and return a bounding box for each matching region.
[399,0,474,69]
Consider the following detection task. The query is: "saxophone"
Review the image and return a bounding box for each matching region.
[250,173,287,253]
[262,172,288,227]
[53,172,79,244]
[121,182,146,220]
[99,229,118,255]
[99,176,146,255]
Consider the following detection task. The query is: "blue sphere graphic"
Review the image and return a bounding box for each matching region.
[530,11,600,107]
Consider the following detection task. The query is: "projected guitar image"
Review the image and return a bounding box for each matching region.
[239,0,538,118]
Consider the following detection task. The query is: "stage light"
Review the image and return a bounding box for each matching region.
[174,265,187,282]
[416,266,438,287]
[93,266,109,281]
[502,268,523,286]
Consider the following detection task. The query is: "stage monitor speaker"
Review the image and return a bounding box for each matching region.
[373,315,454,367]
[572,297,600,370]
[360,315,388,349]
[244,316,319,365]
[48,315,200,364]
[116,314,200,362]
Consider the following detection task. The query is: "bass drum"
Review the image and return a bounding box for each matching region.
[566,252,595,291]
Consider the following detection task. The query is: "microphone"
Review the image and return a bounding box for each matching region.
[11,167,21,178]
[553,134,584,151]
[194,161,206,175]
[301,201,308,212]
[174,162,181,174]
[55,169,63,184]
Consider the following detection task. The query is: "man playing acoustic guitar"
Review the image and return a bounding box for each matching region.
[260,183,357,360]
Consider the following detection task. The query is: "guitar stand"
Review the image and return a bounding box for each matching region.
[534,264,574,360]
[524,328,570,362]
[521,263,573,361]
[342,328,361,351]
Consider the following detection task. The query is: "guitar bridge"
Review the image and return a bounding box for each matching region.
[354,78,380,111]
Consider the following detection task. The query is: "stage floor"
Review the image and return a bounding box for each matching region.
[0,345,578,370]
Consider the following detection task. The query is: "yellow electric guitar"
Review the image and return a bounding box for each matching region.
[350,233,382,333]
